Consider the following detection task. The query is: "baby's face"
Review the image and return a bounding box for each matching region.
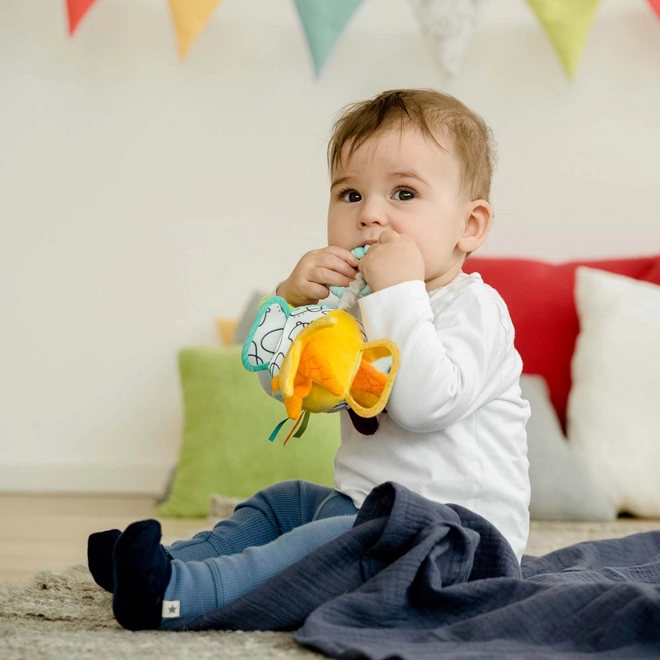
[327,126,473,290]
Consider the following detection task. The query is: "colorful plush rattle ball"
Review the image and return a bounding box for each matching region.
[328,245,372,310]
[242,290,399,442]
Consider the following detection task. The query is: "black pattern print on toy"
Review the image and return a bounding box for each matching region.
[260,327,285,356]
[287,320,310,344]
[289,305,328,317]
[246,304,288,368]
[270,351,286,378]
[245,341,263,367]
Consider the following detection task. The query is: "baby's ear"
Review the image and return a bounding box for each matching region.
[458,200,492,254]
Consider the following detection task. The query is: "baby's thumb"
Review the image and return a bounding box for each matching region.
[378,229,400,243]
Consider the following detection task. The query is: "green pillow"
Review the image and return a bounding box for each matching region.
[157,346,341,517]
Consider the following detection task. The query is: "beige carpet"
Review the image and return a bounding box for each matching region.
[1,518,659,660]
[0,565,316,660]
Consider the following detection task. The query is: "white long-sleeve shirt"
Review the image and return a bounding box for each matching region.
[334,273,531,561]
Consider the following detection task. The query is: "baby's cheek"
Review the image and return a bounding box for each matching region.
[327,227,350,250]
[417,248,434,274]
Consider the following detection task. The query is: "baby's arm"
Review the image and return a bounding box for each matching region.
[358,281,509,432]
[276,247,359,307]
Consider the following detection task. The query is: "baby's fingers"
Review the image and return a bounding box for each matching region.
[314,266,355,289]
[322,246,360,270]
[304,281,332,301]
[317,252,359,281]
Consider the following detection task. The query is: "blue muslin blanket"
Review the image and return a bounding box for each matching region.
[162,482,660,659]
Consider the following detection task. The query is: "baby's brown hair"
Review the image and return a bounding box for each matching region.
[327,89,496,202]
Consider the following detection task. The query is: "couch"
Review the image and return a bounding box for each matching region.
[159,254,660,529]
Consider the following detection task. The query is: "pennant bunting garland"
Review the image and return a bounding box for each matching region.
[64,0,660,80]
[526,0,602,79]
[408,0,485,78]
[649,0,660,19]
[293,0,364,75]
[168,0,224,60]
[66,0,97,35]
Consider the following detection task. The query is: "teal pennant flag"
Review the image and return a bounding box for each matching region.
[293,0,364,75]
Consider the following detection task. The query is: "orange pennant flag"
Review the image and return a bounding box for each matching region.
[66,0,97,35]
[168,0,225,60]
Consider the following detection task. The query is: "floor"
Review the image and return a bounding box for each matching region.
[3,493,660,589]
[0,493,207,587]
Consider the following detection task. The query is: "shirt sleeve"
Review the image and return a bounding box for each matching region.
[357,279,509,432]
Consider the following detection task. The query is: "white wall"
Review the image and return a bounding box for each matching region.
[1,0,659,494]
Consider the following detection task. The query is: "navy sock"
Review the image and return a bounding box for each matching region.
[112,519,172,631]
[87,529,121,593]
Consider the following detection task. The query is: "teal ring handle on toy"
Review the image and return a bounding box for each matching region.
[329,245,372,300]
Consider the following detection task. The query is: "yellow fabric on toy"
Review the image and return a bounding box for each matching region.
[274,310,399,421]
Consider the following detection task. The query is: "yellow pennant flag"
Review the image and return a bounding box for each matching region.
[168,0,224,60]
[526,0,602,78]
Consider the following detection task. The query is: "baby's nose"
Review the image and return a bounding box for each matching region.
[358,201,388,227]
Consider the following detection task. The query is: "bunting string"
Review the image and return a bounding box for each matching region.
[64,0,659,80]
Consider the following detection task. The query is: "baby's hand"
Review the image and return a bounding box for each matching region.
[276,246,359,307]
[358,231,425,292]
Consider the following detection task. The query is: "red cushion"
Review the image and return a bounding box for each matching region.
[463,255,660,430]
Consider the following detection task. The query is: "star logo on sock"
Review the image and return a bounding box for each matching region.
[162,600,180,618]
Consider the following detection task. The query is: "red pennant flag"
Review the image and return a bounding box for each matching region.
[66,0,97,35]
[649,0,660,18]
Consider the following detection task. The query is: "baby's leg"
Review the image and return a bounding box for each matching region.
[112,515,356,630]
[163,514,356,622]
[89,480,357,593]
[165,480,356,562]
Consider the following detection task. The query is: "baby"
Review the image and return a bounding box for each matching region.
[88,88,530,631]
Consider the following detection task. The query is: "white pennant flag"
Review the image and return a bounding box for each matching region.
[409,0,485,78]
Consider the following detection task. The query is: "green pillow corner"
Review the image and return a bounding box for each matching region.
[157,345,341,518]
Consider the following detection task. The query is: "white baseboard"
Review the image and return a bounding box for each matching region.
[0,461,176,495]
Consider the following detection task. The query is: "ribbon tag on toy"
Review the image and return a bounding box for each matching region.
[269,410,312,445]
[268,418,289,443]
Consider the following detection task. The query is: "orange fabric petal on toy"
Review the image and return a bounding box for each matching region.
[303,350,345,397]
[349,359,387,409]
[285,393,303,420]
[284,371,314,419]
[293,371,314,399]
[351,359,387,395]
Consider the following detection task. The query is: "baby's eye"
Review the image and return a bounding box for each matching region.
[340,189,362,203]
[393,188,416,201]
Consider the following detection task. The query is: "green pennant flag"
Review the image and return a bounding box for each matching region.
[526,0,602,79]
[293,0,364,75]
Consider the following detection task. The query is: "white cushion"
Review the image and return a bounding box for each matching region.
[523,374,615,522]
[567,267,660,517]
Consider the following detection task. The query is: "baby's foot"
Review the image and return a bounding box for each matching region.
[112,519,172,631]
[87,529,121,592]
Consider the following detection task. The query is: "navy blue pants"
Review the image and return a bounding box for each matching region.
[161,480,359,620]
[166,480,358,561]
